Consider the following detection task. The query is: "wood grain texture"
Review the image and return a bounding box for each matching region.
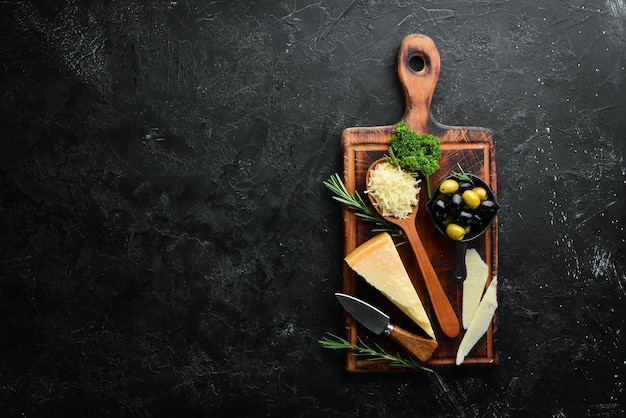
[388,325,439,363]
[341,34,498,371]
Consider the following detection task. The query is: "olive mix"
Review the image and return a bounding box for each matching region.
[427,175,499,242]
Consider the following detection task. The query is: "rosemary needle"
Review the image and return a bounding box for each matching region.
[450,163,474,186]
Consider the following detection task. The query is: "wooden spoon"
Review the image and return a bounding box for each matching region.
[366,159,460,338]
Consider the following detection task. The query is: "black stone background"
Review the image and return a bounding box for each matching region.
[0,1,624,417]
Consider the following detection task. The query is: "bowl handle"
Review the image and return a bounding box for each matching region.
[453,241,468,282]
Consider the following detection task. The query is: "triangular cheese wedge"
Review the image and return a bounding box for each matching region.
[344,233,436,340]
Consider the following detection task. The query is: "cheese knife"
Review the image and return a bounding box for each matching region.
[335,292,438,362]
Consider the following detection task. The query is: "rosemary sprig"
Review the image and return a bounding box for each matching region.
[450,163,474,186]
[319,333,433,372]
[323,173,404,238]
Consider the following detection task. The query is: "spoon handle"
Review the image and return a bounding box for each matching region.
[404,224,460,338]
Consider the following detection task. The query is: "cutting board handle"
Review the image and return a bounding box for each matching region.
[396,34,441,133]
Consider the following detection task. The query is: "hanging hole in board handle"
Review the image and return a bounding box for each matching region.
[408,52,427,74]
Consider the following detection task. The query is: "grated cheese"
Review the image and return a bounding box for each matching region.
[367,162,420,219]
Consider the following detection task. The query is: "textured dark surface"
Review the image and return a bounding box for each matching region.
[0,1,624,417]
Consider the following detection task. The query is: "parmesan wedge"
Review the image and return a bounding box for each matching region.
[456,277,498,365]
[345,233,435,340]
[462,249,489,329]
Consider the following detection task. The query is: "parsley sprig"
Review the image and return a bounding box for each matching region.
[319,333,432,372]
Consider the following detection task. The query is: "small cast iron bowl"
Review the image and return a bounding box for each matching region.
[425,174,500,283]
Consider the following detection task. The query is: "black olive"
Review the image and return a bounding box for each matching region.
[457,181,473,192]
[477,199,499,216]
[431,199,448,221]
[472,213,487,229]
[448,193,463,214]
[454,210,473,226]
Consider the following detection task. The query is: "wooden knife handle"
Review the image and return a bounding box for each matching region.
[389,325,438,363]
[404,223,461,338]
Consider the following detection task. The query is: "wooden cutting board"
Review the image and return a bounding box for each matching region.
[340,34,498,371]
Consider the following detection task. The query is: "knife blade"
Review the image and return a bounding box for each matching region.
[335,292,438,362]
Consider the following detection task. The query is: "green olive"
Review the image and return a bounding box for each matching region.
[446,223,466,241]
[439,179,459,195]
[472,187,488,201]
[462,190,481,210]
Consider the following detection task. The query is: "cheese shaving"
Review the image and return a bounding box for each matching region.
[456,277,498,365]
[367,162,420,219]
[462,249,489,329]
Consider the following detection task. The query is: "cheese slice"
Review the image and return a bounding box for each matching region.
[344,233,435,340]
[456,277,498,365]
[462,249,489,329]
